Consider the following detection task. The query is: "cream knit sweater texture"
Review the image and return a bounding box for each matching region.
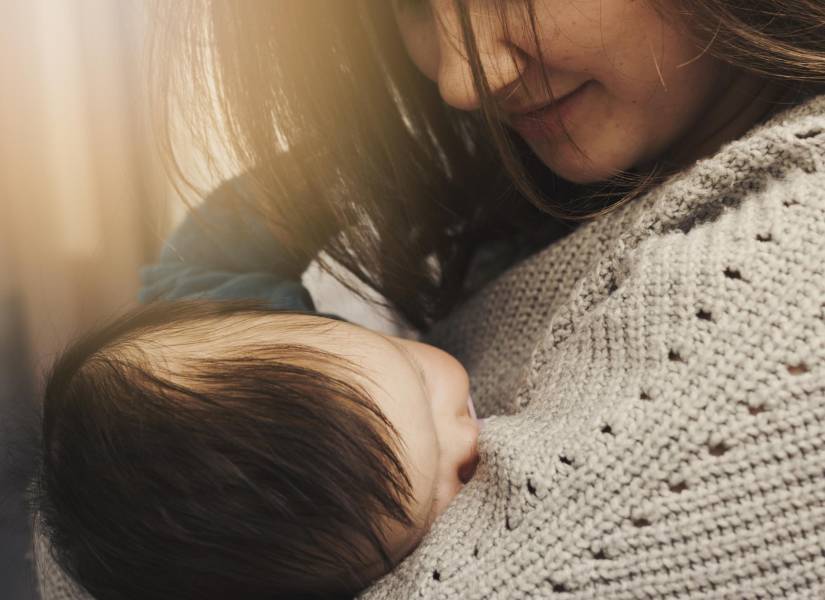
[35,93,825,599]
[360,93,825,599]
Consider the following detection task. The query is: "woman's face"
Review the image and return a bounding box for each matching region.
[392,0,778,183]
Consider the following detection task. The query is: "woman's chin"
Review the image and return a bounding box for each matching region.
[521,134,637,185]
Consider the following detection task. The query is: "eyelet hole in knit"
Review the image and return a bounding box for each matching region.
[795,128,822,139]
[723,267,743,280]
[600,424,614,435]
[526,479,537,495]
[472,546,479,558]
[552,583,569,593]
[696,309,713,321]
[669,481,688,493]
[668,349,684,362]
[592,548,608,560]
[747,404,768,415]
[639,390,651,401]
[559,455,573,466]
[787,363,809,375]
[756,232,772,242]
[631,517,652,528]
[432,570,441,581]
[607,278,618,295]
[708,441,730,457]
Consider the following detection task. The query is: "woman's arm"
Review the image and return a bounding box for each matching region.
[139,172,316,312]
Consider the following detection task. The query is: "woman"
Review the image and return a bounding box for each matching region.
[34,1,825,598]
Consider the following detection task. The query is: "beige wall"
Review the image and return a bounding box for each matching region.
[0,1,174,383]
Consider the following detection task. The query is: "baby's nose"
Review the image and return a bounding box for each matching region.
[458,447,480,484]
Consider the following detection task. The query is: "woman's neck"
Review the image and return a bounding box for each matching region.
[658,71,797,171]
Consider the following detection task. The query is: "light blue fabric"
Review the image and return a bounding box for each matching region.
[139,173,317,313]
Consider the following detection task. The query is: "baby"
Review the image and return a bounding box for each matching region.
[36,299,482,600]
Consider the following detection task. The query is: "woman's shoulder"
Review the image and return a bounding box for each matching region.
[625,89,825,239]
[624,90,825,288]
[586,90,825,344]
[426,93,825,417]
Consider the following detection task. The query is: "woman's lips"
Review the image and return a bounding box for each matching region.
[508,81,590,141]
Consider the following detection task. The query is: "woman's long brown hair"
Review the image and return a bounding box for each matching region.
[145,0,825,330]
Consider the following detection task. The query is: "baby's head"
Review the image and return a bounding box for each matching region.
[35,300,480,600]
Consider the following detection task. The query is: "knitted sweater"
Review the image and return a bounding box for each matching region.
[359,93,825,599]
[33,93,825,599]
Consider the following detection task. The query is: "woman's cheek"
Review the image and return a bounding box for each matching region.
[395,14,440,83]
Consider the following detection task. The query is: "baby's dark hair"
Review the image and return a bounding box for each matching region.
[31,300,416,600]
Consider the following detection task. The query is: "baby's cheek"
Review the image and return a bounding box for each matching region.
[393,527,427,566]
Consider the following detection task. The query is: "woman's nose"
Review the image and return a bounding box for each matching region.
[431,1,527,111]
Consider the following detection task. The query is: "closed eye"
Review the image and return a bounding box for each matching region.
[385,337,430,400]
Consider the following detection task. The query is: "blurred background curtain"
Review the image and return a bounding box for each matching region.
[1,0,173,371]
[1,2,174,598]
